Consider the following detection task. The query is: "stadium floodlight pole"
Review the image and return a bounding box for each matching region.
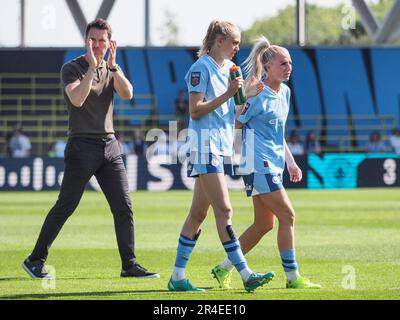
[97,0,116,20]
[374,0,400,43]
[296,0,306,46]
[351,0,379,39]
[296,0,307,46]
[352,0,400,44]
[20,0,25,47]
[66,0,89,39]
[65,0,115,40]
[145,0,151,46]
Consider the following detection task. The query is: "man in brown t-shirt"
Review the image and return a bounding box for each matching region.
[22,19,159,279]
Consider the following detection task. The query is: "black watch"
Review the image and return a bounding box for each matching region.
[109,64,120,72]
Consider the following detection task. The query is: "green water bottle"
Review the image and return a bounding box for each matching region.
[229,65,247,105]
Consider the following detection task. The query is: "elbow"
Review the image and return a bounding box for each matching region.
[70,98,83,108]
[235,121,243,129]
[190,111,200,120]
[120,89,133,100]
[120,93,133,100]
[66,92,83,107]
[189,102,202,120]
[126,91,134,100]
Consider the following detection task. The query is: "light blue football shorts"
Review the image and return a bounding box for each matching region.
[187,152,234,178]
[242,172,284,197]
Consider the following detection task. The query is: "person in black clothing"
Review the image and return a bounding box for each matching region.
[22,19,159,279]
[132,129,146,156]
[174,89,189,132]
[304,130,321,155]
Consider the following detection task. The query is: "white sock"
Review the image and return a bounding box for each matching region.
[286,270,300,282]
[172,267,186,281]
[221,257,234,272]
[239,267,253,282]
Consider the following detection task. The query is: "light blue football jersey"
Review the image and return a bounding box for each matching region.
[237,83,290,175]
[184,55,235,156]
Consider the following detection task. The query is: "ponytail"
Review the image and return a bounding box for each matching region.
[243,36,270,81]
[243,36,290,80]
[198,20,238,57]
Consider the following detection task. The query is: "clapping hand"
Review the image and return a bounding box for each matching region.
[107,40,117,69]
[86,39,98,69]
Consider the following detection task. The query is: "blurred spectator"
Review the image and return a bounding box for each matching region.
[389,128,400,154]
[116,133,133,155]
[132,129,147,156]
[366,131,385,153]
[5,131,14,157]
[174,89,189,132]
[287,130,304,155]
[47,143,56,158]
[304,130,321,154]
[152,139,169,156]
[48,140,66,158]
[54,139,67,157]
[8,127,31,158]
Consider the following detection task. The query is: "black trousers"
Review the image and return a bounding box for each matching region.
[30,137,136,269]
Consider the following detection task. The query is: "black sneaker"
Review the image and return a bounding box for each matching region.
[22,257,50,279]
[120,263,160,278]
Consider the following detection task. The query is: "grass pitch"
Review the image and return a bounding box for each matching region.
[0,188,399,300]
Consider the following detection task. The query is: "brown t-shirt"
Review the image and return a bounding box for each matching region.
[61,55,114,138]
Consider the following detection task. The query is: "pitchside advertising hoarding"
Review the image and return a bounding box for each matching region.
[0,153,399,191]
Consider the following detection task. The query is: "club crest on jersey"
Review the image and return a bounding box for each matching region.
[241,102,251,115]
[190,72,201,87]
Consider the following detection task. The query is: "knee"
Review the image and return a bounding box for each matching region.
[112,209,133,222]
[215,205,233,222]
[279,208,296,226]
[110,198,133,216]
[50,197,79,219]
[189,208,208,224]
[254,221,275,235]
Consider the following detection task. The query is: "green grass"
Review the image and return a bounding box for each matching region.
[1,189,400,300]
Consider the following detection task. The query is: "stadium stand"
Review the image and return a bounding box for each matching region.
[0,47,398,156]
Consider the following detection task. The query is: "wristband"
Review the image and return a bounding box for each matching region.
[109,64,120,72]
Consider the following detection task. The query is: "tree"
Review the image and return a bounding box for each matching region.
[241,0,397,46]
[158,9,180,46]
[241,5,296,45]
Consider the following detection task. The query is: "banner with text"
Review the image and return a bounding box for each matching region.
[0,154,399,192]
